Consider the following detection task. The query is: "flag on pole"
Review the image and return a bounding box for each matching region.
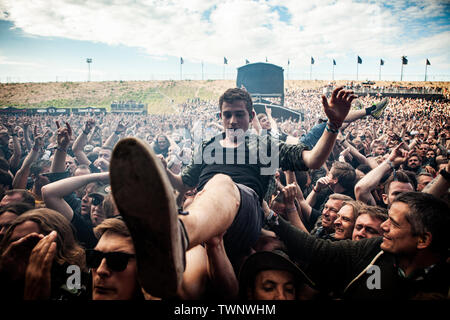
[402,56,408,65]
[265,57,268,62]
[357,56,362,64]
[180,57,184,64]
[380,59,384,66]
[333,59,336,65]
[311,57,314,64]
[245,59,250,64]
[224,57,228,64]
[426,59,431,65]
[288,59,290,65]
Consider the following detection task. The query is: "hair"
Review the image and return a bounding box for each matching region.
[87,151,98,163]
[257,113,267,121]
[417,171,433,180]
[102,194,119,220]
[93,217,130,239]
[0,157,10,171]
[357,205,388,222]
[0,169,13,189]
[294,170,309,190]
[393,192,450,255]
[328,193,353,202]
[0,208,85,268]
[331,161,356,191]
[356,164,372,175]
[340,200,365,221]
[3,189,36,207]
[219,88,253,118]
[0,202,33,216]
[407,152,421,161]
[384,170,415,194]
[30,159,51,176]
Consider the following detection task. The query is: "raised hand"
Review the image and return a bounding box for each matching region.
[322,87,357,128]
[23,231,58,300]
[315,176,336,192]
[388,142,409,167]
[32,126,44,151]
[0,232,43,282]
[84,119,96,134]
[55,121,72,150]
[115,121,127,135]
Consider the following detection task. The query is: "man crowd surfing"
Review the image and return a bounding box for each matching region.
[0,82,448,300]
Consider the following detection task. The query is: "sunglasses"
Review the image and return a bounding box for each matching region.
[86,249,135,272]
[89,196,104,206]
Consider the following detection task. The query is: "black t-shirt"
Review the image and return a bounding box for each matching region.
[71,210,97,249]
[195,140,271,202]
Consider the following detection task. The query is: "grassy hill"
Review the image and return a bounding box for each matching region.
[1,80,448,114]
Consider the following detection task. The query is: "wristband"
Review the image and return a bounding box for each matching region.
[440,169,450,182]
[313,187,319,193]
[286,206,297,214]
[325,122,340,134]
[83,130,90,135]
[56,146,67,152]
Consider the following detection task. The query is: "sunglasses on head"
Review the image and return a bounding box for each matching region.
[86,249,135,272]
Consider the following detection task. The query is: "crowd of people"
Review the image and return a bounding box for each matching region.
[0,83,448,301]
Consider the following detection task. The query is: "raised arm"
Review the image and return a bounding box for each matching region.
[103,121,126,149]
[12,128,44,189]
[284,170,313,223]
[302,87,356,169]
[50,121,72,173]
[354,142,408,205]
[4,120,22,171]
[41,172,109,221]
[72,118,95,165]
[251,115,262,135]
[423,162,450,199]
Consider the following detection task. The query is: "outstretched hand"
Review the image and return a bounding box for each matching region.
[322,87,357,128]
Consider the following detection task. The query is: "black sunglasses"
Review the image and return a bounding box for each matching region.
[89,196,104,206]
[86,249,135,272]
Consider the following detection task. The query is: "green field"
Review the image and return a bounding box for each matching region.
[1,80,448,114]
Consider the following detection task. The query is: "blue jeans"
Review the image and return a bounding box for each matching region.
[300,122,327,149]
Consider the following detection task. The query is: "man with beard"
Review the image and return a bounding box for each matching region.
[403,153,422,174]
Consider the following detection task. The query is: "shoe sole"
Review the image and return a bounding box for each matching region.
[110,137,183,299]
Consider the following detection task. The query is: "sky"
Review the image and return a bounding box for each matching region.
[0,0,449,83]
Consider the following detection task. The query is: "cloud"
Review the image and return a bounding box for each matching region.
[0,54,44,67]
[0,0,448,69]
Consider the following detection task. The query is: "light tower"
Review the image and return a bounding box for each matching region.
[86,58,92,81]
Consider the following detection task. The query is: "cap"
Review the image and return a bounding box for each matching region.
[88,184,111,200]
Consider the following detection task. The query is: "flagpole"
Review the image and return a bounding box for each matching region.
[379,64,381,81]
[424,62,428,82]
[356,62,359,81]
[401,63,403,81]
[310,64,312,80]
[332,63,334,81]
[202,61,204,80]
[180,62,182,80]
